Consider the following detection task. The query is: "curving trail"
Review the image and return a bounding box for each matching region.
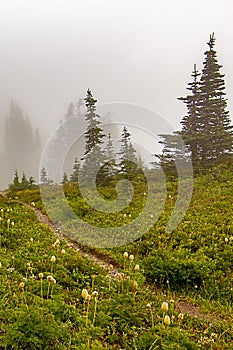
[0,190,221,321]
[0,190,120,274]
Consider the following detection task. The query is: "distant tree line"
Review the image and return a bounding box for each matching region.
[2,101,41,188]
[41,88,142,186]
[7,33,233,191]
[9,170,37,192]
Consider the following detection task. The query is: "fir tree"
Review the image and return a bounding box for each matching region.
[62,172,69,184]
[65,102,74,119]
[98,133,118,185]
[178,64,201,167]
[83,89,105,155]
[153,132,189,175]
[118,127,138,175]
[70,158,80,182]
[81,89,105,182]
[21,172,29,189]
[198,33,233,164]
[178,34,233,169]
[40,167,53,185]
[12,170,20,190]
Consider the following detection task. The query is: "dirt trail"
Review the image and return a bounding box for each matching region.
[0,190,222,321]
[0,190,120,274]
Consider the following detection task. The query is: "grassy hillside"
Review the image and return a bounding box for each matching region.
[3,163,233,349]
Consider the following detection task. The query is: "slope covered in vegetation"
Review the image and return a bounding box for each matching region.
[3,163,233,349]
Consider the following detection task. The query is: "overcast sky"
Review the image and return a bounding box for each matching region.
[0,0,233,140]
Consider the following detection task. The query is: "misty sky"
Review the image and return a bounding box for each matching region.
[0,0,233,140]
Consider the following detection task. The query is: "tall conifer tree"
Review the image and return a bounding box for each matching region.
[178,34,233,168]
[81,89,105,182]
[198,33,233,164]
[178,64,201,167]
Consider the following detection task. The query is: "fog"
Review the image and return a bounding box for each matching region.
[0,0,233,188]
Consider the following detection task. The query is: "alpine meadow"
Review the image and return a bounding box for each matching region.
[0,33,233,350]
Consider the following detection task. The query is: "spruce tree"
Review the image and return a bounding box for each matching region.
[178,64,201,167]
[198,33,233,164]
[118,126,138,175]
[99,133,118,184]
[21,172,29,189]
[70,158,80,182]
[81,89,105,182]
[178,34,233,168]
[12,170,20,190]
[153,132,190,175]
[40,167,53,185]
[65,102,74,119]
[62,172,69,184]
[83,89,105,155]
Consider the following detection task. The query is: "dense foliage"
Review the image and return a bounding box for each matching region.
[4,163,233,349]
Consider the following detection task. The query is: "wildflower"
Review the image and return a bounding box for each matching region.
[161,302,169,312]
[86,294,91,302]
[129,254,134,262]
[61,248,66,254]
[147,303,151,308]
[164,314,171,326]
[30,238,33,242]
[55,239,60,245]
[92,291,98,298]
[19,282,25,291]
[51,277,56,285]
[229,236,233,241]
[225,237,229,242]
[11,221,14,227]
[123,252,128,259]
[47,275,53,282]
[178,313,184,321]
[81,288,89,300]
[0,262,2,268]
[128,214,131,218]
[39,272,43,280]
[117,273,123,282]
[133,281,138,289]
[51,255,56,263]
[134,264,140,271]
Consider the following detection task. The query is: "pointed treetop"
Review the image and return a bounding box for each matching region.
[207,32,215,50]
[84,88,97,108]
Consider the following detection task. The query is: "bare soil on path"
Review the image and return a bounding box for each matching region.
[0,190,222,322]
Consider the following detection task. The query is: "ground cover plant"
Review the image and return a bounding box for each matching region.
[1,163,232,348]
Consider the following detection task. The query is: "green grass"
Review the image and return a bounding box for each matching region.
[2,163,233,349]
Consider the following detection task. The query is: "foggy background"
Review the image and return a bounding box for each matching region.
[0,0,233,188]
